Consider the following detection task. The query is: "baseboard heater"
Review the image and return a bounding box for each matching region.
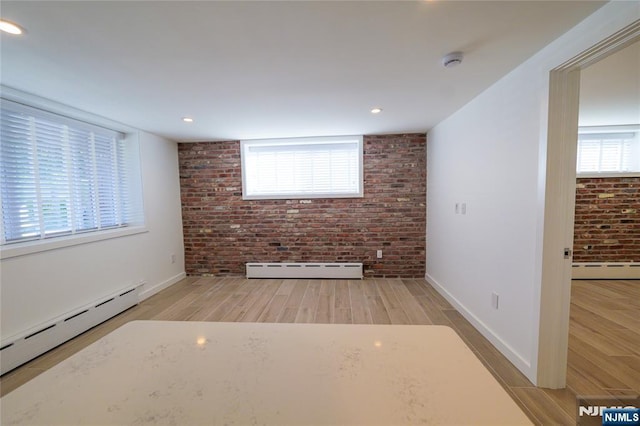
[572,262,640,279]
[0,284,141,376]
[246,263,363,279]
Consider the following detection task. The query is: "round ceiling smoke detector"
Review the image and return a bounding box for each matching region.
[442,52,463,68]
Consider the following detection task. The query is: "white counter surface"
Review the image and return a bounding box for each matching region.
[1,321,531,425]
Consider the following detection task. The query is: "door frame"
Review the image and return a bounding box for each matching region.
[537,21,640,388]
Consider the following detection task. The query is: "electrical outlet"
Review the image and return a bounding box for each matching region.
[491,292,499,310]
[461,203,467,215]
[170,254,176,264]
[376,250,383,259]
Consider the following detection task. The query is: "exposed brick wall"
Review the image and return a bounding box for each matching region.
[178,134,426,277]
[573,177,640,262]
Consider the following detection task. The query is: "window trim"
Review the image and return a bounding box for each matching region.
[240,135,364,200]
[0,86,146,257]
[0,225,148,260]
[576,172,640,178]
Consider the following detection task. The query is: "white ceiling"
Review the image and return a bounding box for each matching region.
[1,1,605,142]
[579,40,640,127]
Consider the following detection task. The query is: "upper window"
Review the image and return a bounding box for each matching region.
[0,99,143,245]
[241,136,363,200]
[576,127,640,174]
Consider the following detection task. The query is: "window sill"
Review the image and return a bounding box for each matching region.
[577,172,640,178]
[0,226,148,260]
[242,193,364,201]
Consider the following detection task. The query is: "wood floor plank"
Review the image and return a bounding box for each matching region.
[599,309,640,330]
[205,293,247,321]
[402,279,451,325]
[569,303,625,332]
[569,335,640,391]
[390,280,432,325]
[332,280,352,324]
[333,308,353,324]
[188,278,243,321]
[239,279,283,322]
[334,280,350,310]
[567,349,632,391]
[415,295,453,326]
[571,281,625,300]
[567,363,610,397]
[608,356,640,393]
[314,280,335,324]
[541,387,577,422]
[277,279,310,323]
[510,388,574,426]
[377,279,411,325]
[415,280,453,310]
[569,320,634,356]
[362,281,391,325]
[401,278,427,298]
[348,280,371,324]
[220,280,271,322]
[0,367,46,397]
[258,280,297,323]
[294,280,321,323]
[157,305,203,322]
[605,328,640,357]
[572,292,636,313]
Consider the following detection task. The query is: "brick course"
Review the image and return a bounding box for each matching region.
[178,134,426,277]
[573,176,640,262]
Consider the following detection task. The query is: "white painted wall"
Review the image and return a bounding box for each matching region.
[0,131,185,339]
[579,40,640,127]
[426,1,639,384]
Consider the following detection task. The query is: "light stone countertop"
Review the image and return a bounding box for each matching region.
[1,321,532,425]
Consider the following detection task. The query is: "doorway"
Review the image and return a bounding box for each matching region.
[537,21,639,389]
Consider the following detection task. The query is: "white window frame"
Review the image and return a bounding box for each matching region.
[576,125,640,177]
[0,88,146,260]
[240,135,364,200]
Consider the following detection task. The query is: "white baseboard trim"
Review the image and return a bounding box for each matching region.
[425,273,535,384]
[1,284,140,375]
[139,272,186,300]
[572,262,640,279]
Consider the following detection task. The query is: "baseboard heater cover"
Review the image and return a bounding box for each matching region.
[572,262,640,279]
[246,263,363,279]
[0,284,140,375]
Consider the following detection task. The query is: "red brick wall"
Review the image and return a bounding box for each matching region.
[178,134,426,277]
[573,177,640,262]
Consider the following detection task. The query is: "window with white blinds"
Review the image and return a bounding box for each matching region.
[576,131,640,174]
[241,136,363,200]
[0,99,143,245]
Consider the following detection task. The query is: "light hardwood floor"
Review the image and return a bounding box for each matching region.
[1,277,638,425]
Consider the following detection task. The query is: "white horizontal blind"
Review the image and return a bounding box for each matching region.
[576,132,639,174]
[0,100,137,244]
[241,136,363,199]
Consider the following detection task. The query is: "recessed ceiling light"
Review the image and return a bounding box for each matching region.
[0,20,24,35]
[182,117,194,123]
[371,108,383,114]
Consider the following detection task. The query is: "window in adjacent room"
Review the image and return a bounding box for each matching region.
[0,99,144,246]
[240,135,363,200]
[576,126,640,175]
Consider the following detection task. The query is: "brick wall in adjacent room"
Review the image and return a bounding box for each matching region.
[573,176,640,262]
[178,134,426,278]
